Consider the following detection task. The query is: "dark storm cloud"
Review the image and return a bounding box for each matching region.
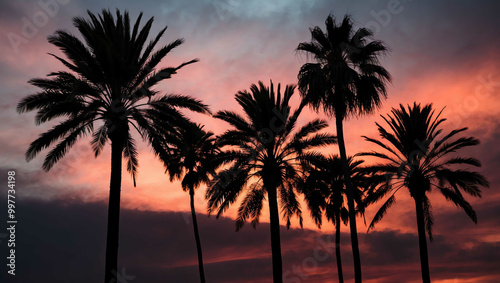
[1,197,499,282]
[0,195,301,282]
[363,229,419,265]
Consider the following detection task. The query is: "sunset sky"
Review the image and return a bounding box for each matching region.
[1,0,499,282]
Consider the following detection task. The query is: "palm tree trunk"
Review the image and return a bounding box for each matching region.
[267,184,283,283]
[104,139,123,283]
[189,187,206,283]
[335,116,362,283]
[335,213,344,283]
[414,197,431,283]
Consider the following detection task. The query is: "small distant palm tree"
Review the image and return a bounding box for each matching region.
[296,13,391,282]
[16,10,209,283]
[161,123,219,283]
[206,81,336,283]
[359,103,489,283]
[300,155,367,283]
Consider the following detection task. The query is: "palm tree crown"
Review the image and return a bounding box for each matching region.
[360,102,489,282]
[207,81,336,228]
[162,123,218,191]
[297,14,391,119]
[361,103,488,233]
[206,81,336,282]
[17,9,209,180]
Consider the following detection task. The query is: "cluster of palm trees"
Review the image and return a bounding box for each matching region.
[18,9,488,283]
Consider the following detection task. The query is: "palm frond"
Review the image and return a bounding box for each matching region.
[207,168,250,218]
[421,195,434,241]
[437,186,477,224]
[91,124,108,157]
[42,123,92,171]
[367,194,396,232]
[236,186,265,231]
[123,133,139,187]
[280,185,303,229]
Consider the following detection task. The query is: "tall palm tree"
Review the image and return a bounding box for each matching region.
[206,81,336,283]
[359,103,489,283]
[16,10,209,283]
[296,13,391,282]
[160,123,219,283]
[300,155,367,283]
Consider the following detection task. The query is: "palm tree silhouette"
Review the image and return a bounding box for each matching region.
[296,14,391,282]
[300,155,367,283]
[160,123,219,283]
[206,81,336,282]
[359,103,489,283]
[16,9,209,283]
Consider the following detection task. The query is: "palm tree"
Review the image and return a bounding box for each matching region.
[300,155,367,283]
[206,81,336,283]
[160,123,219,283]
[359,103,489,283]
[16,10,209,283]
[296,13,391,282]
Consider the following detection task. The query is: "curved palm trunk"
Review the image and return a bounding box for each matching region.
[335,117,362,283]
[267,184,283,283]
[189,187,206,283]
[335,213,344,283]
[414,197,431,283]
[104,139,124,283]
